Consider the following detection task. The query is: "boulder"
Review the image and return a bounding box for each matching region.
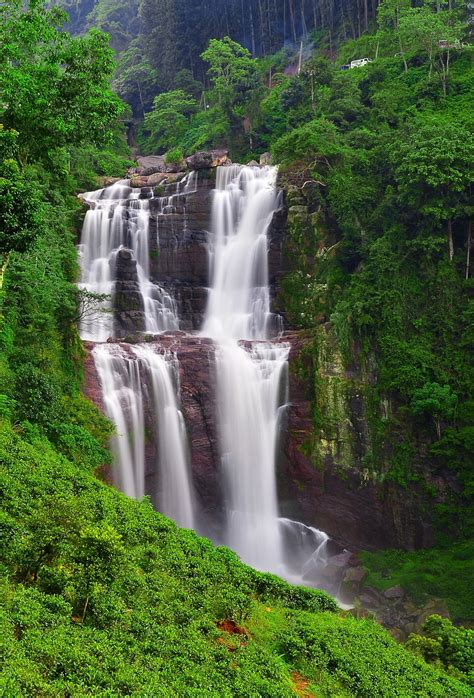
[344,566,367,584]
[384,585,405,600]
[99,176,121,187]
[147,172,169,187]
[260,152,273,166]
[164,160,187,173]
[247,160,259,167]
[136,155,166,175]
[130,175,149,188]
[186,150,231,170]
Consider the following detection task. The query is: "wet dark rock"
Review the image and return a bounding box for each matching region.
[344,566,367,584]
[185,150,231,170]
[384,585,405,600]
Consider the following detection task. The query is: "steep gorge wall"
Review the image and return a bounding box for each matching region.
[275,184,460,551]
[82,159,447,553]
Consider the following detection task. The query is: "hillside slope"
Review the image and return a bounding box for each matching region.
[1,422,472,696]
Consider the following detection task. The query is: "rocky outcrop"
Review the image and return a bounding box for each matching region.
[114,248,145,335]
[185,150,231,170]
[147,172,213,330]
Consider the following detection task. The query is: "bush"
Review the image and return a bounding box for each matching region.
[13,364,62,428]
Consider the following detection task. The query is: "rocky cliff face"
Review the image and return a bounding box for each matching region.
[81,156,443,555]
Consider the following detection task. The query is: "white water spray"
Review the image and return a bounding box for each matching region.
[203,166,287,573]
[92,343,194,528]
[204,165,330,582]
[133,345,194,528]
[78,180,180,340]
[93,343,146,499]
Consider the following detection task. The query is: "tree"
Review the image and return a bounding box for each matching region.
[398,6,466,91]
[0,0,123,161]
[143,90,198,153]
[202,37,260,110]
[411,382,458,438]
[201,37,262,149]
[393,114,474,262]
[0,128,43,262]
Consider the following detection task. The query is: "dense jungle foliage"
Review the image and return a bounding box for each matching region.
[2,422,473,695]
[57,0,380,115]
[1,0,473,693]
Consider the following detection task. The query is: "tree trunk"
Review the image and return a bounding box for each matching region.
[0,253,10,295]
[300,0,308,39]
[466,221,472,280]
[312,0,318,29]
[448,219,454,261]
[289,0,297,42]
[398,34,408,72]
[249,1,256,56]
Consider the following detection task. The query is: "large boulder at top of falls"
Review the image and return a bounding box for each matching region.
[185,150,231,170]
[129,155,186,177]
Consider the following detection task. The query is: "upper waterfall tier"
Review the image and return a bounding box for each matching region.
[78,174,199,340]
[203,165,282,341]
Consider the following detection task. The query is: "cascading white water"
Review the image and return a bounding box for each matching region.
[204,165,331,582]
[133,345,194,528]
[93,343,146,499]
[203,165,289,573]
[78,180,180,341]
[203,166,278,341]
[92,343,194,529]
[217,342,289,572]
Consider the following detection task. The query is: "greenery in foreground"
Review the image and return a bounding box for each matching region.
[1,421,472,696]
[0,0,473,693]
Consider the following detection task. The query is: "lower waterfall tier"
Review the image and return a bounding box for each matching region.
[83,331,432,556]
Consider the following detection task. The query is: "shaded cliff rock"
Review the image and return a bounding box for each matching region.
[275,182,450,551]
[114,248,146,335]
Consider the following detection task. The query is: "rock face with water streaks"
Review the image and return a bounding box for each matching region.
[83,329,431,553]
[80,156,442,557]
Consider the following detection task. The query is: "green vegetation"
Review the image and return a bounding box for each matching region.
[1,0,473,692]
[1,421,471,696]
[407,615,474,687]
[0,0,125,512]
[361,542,474,623]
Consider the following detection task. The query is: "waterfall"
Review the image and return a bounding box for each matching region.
[203,166,286,574]
[203,165,331,582]
[78,180,179,341]
[203,166,280,340]
[82,162,333,588]
[216,341,289,572]
[92,343,194,529]
[133,345,194,529]
[93,343,146,499]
